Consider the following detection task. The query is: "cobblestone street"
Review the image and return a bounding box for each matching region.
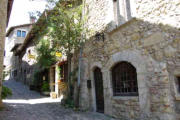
[0,80,116,120]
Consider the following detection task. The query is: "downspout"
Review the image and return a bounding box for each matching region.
[77,0,86,107]
[77,0,86,88]
[77,43,83,87]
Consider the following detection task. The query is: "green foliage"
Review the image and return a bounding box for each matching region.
[31,0,87,100]
[36,38,56,69]
[48,1,85,55]
[32,70,42,86]
[56,66,61,80]
[34,0,87,69]
[41,81,50,92]
[62,97,75,108]
[2,86,12,99]
[3,71,9,80]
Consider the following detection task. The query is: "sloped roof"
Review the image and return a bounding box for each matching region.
[6,23,33,37]
[15,11,48,55]
[11,43,21,52]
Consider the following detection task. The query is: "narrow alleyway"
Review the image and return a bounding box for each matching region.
[0,80,116,120]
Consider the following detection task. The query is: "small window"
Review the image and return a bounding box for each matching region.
[22,31,26,37]
[17,30,21,37]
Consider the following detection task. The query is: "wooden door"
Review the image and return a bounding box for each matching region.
[94,67,104,113]
[52,67,55,92]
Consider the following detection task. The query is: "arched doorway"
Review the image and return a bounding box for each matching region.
[94,67,104,113]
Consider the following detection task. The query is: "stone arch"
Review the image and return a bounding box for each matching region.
[106,50,146,73]
[91,62,103,71]
[90,62,103,112]
[102,50,150,116]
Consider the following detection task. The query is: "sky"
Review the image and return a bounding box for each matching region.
[8,0,47,29]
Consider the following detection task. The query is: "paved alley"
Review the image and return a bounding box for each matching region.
[0,80,116,120]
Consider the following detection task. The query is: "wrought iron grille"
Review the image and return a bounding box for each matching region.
[112,61,138,96]
[178,77,180,93]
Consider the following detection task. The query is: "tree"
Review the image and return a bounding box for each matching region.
[47,0,84,98]
[36,37,56,70]
[33,0,86,106]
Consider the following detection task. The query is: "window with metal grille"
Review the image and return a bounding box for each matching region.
[177,77,180,93]
[112,61,138,96]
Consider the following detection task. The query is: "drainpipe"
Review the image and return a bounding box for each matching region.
[76,0,86,107]
[77,0,86,87]
[76,41,83,108]
[77,45,83,87]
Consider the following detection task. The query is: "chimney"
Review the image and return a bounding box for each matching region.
[30,16,36,24]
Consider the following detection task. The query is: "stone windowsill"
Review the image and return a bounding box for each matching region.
[113,96,138,100]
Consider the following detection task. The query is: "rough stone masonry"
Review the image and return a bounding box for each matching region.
[71,0,180,120]
[0,0,8,106]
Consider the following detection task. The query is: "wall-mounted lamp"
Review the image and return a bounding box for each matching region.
[95,32,105,42]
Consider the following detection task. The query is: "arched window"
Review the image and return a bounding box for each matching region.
[112,61,138,96]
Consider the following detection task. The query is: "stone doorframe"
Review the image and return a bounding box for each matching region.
[90,50,150,117]
[90,62,103,112]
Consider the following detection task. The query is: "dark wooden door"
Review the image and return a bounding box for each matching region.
[94,67,104,113]
[52,67,56,92]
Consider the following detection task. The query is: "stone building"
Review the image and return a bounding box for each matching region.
[72,0,180,120]
[0,0,13,104]
[11,16,45,87]
[13,28,37,86]
[12,13,68,96]
[49,56,68,98]
[5,24,33,81]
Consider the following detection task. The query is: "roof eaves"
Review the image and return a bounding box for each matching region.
[6,23,33,37]
[16,11,48,55]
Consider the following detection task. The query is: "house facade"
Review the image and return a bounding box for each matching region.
[12,14,68,96]
[16,37,37,86]
[12,20,45,88]
[73,0,180,120]
[5,24,32,81]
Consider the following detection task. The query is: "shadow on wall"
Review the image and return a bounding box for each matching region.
[72,18,180,120]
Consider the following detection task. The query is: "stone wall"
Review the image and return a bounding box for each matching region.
[77,18,180,120]
[135,0,180,28]
[5,26,32,75]
[0,0,7,103]
[85,0,180,33]
[85,0,114,33]
[19,42,37,86]
[73,0,180,119]
[76,18,180,120]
